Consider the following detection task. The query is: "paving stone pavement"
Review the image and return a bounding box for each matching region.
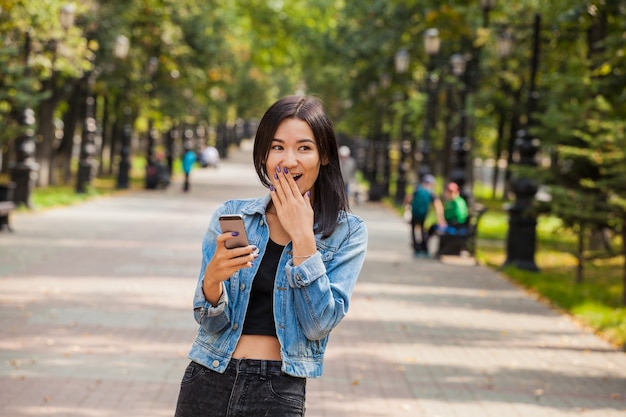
[1,142,625,417]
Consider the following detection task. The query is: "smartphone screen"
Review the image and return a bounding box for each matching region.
[219,214,250,249]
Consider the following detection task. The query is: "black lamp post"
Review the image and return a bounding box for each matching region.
[112,35,132,190]
[145,56,159,189]
[394,48,411,205]
[503,14,542,272]
[364,81,378,184]
[10,28,37,208]
[449,53,471,192]
[365,74,391,202]
[116,107,133,189]
[10,106,38,208]
[492,28,514,198]
[165,126,178,178]
[76,74,98,193]
[480,0,495,27]
[419,28,441,180]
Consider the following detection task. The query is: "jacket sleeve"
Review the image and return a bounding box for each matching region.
[192,206,233,334]
[285,215,368,340]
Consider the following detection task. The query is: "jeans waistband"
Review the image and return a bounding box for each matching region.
[231,359,283,376]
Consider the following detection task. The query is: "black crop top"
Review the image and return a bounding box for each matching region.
[242,239,284,337]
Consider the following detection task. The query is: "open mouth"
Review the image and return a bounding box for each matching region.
[292,174,303,181]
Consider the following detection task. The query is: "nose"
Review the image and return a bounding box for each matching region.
[281,149,298,169]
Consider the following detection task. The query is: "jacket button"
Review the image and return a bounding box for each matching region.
[240,284,246,291]
[233,323,239,330]
[212,360,220,368]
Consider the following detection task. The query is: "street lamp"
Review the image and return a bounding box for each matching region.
[496,29,514,60]
[449,53,471,192]
[113,35,132,190]
[492,28,514,198]
[76,73,98,193]
[418,28,441,180]
[365,73,390,202]
[145,56,159,189]
[394,48,411,205]
[503,14,542,272]
[480,0,496,27]
[59,4,76,30]
[10,3,75,207]
[165,126,179,178]
[113,34,130,62]
[364,81,378,184]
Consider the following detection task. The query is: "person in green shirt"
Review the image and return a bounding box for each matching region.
[443,181,468,226]
[429,181,468,238]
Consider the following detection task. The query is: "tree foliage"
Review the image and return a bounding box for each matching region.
[1,1,625,295]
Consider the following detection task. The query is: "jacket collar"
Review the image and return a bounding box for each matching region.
[240,194,272,216]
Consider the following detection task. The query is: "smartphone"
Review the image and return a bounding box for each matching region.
[219,214,250,249]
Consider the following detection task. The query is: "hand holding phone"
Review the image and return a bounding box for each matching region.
[219,214,250,249]
[204,214,254,305]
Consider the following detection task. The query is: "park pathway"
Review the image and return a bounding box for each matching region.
[0,141,624,417]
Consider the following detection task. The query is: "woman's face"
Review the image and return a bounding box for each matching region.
[266,118,322,198]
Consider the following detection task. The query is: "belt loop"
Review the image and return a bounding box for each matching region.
[260,360,267,377]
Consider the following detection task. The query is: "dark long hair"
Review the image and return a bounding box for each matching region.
[253,95,349,238]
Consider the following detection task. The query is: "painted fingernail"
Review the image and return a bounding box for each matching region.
[276,165,281,172]
[307,191,311,198]
[269,185,274,191]
[231,231,239,236]
[274,173,278,180]
[283,167,289,174]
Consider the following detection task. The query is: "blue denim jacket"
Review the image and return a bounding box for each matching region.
[187,194,368,378]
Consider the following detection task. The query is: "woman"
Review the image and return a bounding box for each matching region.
[174,95,368,417]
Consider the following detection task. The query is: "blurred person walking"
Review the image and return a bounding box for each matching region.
[405,174,445,256]
[182,148,197,192]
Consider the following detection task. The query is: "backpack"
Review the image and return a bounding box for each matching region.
[411,187,432,220]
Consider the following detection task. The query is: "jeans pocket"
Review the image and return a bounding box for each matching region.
[268,374,306,410]
[180,361,206,386]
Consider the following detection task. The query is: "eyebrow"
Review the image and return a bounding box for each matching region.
[271,138,316,144]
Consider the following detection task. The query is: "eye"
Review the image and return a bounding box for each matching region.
[271,144,284,151]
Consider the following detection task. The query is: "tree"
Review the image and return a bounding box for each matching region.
[534,1,626,302]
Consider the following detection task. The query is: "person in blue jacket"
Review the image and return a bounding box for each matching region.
[182,147,197,192]
[174,95,368,417]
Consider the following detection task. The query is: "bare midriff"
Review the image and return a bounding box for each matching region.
[232,335,282,361]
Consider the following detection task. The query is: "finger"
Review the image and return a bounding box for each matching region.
[279,167,303,198]
[270,170,287,205]
[269,182,283,210]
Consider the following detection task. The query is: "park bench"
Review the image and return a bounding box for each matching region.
[436,202,488,258]
[0,182,16,232]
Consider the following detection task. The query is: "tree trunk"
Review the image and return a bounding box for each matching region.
[100,96,113,176]
[622,217,626,306]
[442,85,454,180]
[58,83,83,184]
[34,74,77,187]
[35,99,56,187]
[503,87,523,200]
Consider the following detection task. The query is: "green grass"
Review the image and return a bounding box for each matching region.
[472,190,626,350]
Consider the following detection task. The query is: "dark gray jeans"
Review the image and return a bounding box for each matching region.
[174,359,306,417]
